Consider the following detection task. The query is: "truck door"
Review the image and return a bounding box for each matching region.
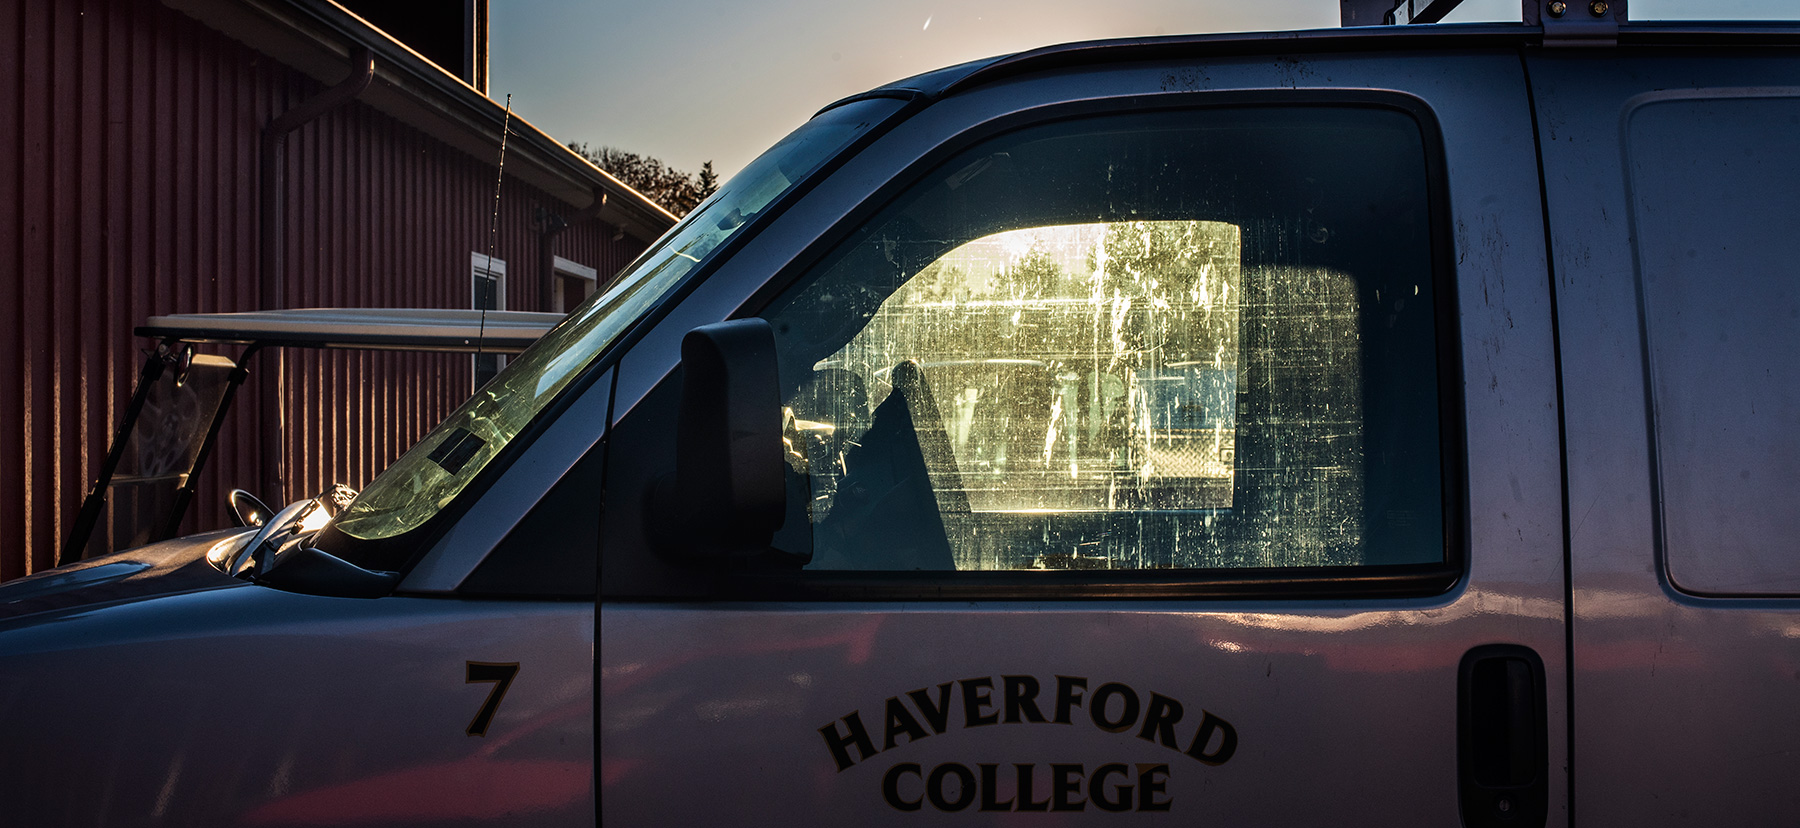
[1528,43,1800,824]
[602,48,1566,826]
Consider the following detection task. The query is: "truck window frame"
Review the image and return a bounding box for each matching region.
[602,88,1467,602]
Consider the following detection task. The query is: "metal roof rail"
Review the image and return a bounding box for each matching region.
[1343,0,1627,46]
[1340,0,1471,26]
[1529,0,1627,46]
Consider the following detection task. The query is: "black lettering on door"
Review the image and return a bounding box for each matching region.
[465,661,520,737]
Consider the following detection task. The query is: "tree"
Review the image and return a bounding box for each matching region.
[1092,220,1241,368]
[1003,245,1063,301]
[696,161,718,196]
[566,143,720,216]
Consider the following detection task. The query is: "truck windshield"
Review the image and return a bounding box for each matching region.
[332,97,905,547]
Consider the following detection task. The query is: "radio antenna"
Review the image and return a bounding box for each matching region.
[478,94,514,373]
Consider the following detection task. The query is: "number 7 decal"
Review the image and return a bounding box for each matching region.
[465,661,520,737]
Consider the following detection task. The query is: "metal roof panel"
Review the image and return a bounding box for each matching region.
[136,308,563,353]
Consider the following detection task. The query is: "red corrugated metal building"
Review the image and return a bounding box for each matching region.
[0,0,678,580]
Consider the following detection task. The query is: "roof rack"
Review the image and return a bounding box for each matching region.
[1341,0,1464,26]
[1342,0,1628,28]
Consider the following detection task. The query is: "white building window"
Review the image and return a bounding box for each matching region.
[472,253,507,389]
[552,255,599,313]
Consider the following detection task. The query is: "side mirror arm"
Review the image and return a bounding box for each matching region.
[258,545,401,598]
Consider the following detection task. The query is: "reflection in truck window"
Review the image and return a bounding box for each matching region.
[764,107,1439,574]
[801,221,1247,512]
[785,221,1362,571]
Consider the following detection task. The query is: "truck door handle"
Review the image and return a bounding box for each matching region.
[1458,644,1548,828]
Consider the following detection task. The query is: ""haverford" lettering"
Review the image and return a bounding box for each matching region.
[816,674,1237,772]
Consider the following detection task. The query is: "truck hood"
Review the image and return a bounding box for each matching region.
[0,529,250,623]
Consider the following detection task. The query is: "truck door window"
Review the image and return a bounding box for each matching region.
[761,105,1449,574]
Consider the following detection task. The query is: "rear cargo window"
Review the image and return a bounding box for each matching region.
[762,106,1448,573]
[1630,94,1800,596]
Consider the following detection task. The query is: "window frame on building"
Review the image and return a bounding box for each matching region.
[471,252,507,390]
[552,255,599,314]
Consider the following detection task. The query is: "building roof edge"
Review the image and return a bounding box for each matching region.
[161,0,679,243]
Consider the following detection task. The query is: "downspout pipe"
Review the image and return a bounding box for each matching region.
[257,48,375,504]
[538,188,608,311]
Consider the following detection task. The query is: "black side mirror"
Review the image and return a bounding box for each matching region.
[228,489,271,527]
[648,318,786,556]
[258,544,400,598]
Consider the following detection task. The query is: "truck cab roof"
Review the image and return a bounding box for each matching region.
[833,15,1800,115]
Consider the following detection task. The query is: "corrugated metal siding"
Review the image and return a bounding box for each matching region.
[557,215,645,292]
[0,0,649,580]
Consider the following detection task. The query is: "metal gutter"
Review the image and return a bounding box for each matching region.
[161,0,678,243]
[257,45,374,504]
[260,47,374,316]
[537,188,610,311]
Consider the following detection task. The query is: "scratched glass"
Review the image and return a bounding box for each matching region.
[763,107,1445,571]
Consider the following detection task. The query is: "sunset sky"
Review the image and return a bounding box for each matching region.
[489,0,1794,181]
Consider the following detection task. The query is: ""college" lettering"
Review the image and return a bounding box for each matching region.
[882,762,1174,813]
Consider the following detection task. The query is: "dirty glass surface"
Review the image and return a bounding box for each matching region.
[1630,95,1800,595]
[80,353,236,559]
[762,107,1445,572]
[332,98,903,553]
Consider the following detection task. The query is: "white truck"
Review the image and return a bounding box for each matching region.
[5,2,1800,825]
